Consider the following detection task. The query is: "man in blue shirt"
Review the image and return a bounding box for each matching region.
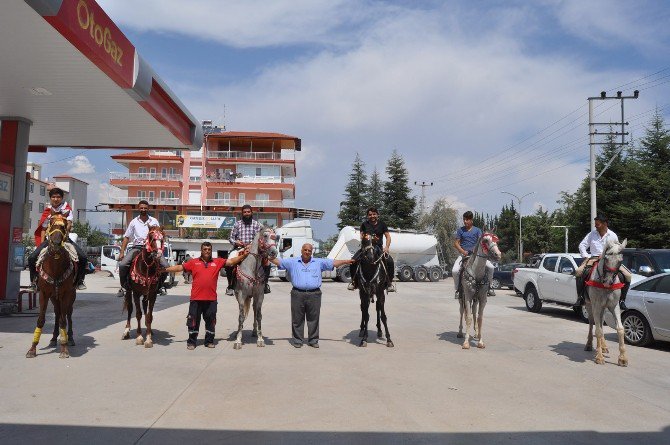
[451,211,495,299]
[270,243,353,348]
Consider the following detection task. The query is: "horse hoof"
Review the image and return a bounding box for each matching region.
[456,333,464,339]
[26,350,36,358]
[144,341,153,349]
[477,342,485,349]
[135,337,144,345]
[462,343,471,350]
[49,340,57,347]
[386,341,394,348]
[233,343,241,350]
[595,356,605,365]
[68,339,76,347]
[59,352,69,359]
[360,341,367,347]
[584,345,592,352]
[257,341,265,347]
[122,332,130,340]
[602,347,610,355]
[618,357,628,367]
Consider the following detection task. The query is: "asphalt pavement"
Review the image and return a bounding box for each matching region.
[1,271,669,444]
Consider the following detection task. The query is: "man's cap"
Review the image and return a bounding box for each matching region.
[594,214,608,223]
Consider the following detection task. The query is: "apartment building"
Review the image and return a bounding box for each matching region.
[105,129,301,234]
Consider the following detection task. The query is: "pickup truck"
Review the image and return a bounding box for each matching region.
[513,253,590,320]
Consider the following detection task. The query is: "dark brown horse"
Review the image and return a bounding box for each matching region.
[26,212,77,359]
[122,226,164,348]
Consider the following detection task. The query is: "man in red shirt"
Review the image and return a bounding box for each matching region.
[164,242,248,349]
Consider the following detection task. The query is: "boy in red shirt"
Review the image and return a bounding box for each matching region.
[164,242,248,349]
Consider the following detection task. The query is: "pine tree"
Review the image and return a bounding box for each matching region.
[382,150,416,229]
[337,153,368,230]
[367,167,384,214]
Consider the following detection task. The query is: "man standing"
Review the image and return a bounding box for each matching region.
[164,242,249,349]
[576,215,632,309]
[226,205,271,295]
[117,200,168,297]
[270,243,353,348]
[28,187,88,291]
[348,207,395,292]
[452,211,495,299]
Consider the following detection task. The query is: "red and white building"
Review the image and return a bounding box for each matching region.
[105,128,305,234]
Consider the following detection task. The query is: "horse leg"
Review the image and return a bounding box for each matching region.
[476,298,486,349]
[378,293,393,347]
[610,303,628,366]
[50,303,60,347]
[255,293,265,347]
[376,294,384,339]
[457,295,465,338]
[472,297,479,340]
[58,297,70,359]
[593,301,605,365]
[462,292,472,349]
[26,291,49,358]
[144,295,156,348]
[359,291,370,347]
[233,295,247,350]
[67,294,75,347]
[584,298,594,351]
[134,293,144,345]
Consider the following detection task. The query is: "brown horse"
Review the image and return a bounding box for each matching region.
[122,226,164,348]
[26,212,77,359]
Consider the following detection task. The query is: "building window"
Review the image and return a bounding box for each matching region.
[256,167,262,176]
[150,168,156,175]
[160,191,166,199]
[138,191,146,198]
[223,192,231,200]
[238,193,246,204]
[28,200,33,211]
[161,168,167,178]
[30,182,34,193]
[39,203,45,212]
[214,192,223,200]
[40,185,46,196]
[148,191,155,200]
[169,167,176,175]
[256,193,269,202]
[169,191,176,199]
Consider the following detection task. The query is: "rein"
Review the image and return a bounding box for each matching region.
[585,259,625,290]
[236,228,277,287]
[129,229,164,287]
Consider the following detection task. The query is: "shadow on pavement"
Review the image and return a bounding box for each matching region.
[437,331,467,346]
[225,330,276,346]
[1,424,669,445]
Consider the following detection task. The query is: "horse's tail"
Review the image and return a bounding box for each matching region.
[243,296,251,319]
[122,289,131,314]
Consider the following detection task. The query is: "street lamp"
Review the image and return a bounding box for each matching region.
[501,190,535,262]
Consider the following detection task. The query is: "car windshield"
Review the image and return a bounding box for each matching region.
[650,251,670,273]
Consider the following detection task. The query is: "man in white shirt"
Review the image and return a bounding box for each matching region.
[117,200,169,296]
[576,215,631,309]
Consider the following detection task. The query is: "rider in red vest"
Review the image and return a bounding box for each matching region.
[28,187,89,291]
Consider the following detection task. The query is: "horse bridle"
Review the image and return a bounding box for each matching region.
[236,228,277,286]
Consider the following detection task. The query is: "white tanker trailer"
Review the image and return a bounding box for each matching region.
[323,226,447,283]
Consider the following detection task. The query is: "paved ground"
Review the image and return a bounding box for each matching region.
[1,271,669,444]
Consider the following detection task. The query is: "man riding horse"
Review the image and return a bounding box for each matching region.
[117,200,169,297]
[575,214,632,310]
[225,205,272,296]
[348,207,395,292]
[452,211,495,299]
[28,187,88,292]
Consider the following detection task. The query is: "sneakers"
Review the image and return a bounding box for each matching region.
[187,344,196,350]
[27,282,37,292]
[264,284,271,294]
[158,287,167,296]
[454,290,460,300]
[347,282,356,291]
[77,282,87,290]
[225,287,234,296]
[116,288,126,298]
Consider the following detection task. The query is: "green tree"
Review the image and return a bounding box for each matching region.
[366,167,384,213]
[495,202,519,260]
[212,228,231,240]
[337,153,368,229]
[87,230,109,247]
[417,198,459,267]
[382,150,416,229]
[521,208,552,255]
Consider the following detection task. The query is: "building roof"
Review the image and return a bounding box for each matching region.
[206,131,302,151]
[111,150,180,160]
[53,175,89,185]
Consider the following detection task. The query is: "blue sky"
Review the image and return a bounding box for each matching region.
[30,0,670,239]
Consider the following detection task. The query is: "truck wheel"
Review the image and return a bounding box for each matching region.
[398,265,413,282]
[414,266,428,282]
[428,266,441,282]
[622,311,653,347]
[338,266,352,283]
[490,278,501,289]
[524,286,542,313]
[573,304,589,323]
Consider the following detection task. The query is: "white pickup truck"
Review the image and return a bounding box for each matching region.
[513,253,590,320]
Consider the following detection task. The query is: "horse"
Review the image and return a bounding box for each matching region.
[26,212,78,358]
[458,231,501,349]
[583,238,628,366]
[232,226,278,349]
[356,234,394,348]
[122,226,164,348]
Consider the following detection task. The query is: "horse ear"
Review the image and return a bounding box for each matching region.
[621,238,627,248]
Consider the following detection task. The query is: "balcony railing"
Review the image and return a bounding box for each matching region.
[149,150,183,158]
[205,175,295,184]
[105,197,182,205]
[206,150,295,161]
[205,199,295,208]
[110,172,183,181]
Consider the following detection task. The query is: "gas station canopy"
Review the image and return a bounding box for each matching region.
[0,0,203,151]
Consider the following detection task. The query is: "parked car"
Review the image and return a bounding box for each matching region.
[622,248,670,278]
[604,272,670,347]
[491,263,525,290]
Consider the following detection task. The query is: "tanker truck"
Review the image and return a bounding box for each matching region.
[269,222,447,283]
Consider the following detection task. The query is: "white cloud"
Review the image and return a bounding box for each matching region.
[67,155,95,174]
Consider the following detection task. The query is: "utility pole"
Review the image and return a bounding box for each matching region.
[414,181,433,215]
[501,191,535,262]
[588,90,639,229]
[551,225,570,253]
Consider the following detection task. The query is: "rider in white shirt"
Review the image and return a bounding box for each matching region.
[575,215,631,309]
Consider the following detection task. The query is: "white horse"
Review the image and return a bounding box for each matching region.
[232,226,277,350]
[584,238,628,366]
[458,232,501,349]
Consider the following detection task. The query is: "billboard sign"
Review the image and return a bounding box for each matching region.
[176,215,235,229]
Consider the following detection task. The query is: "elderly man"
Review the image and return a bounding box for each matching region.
[270,244,354,348]
[576,214,632,309]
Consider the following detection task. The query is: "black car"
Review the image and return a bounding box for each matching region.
[622,249,670,278]
[491,263,525,289]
